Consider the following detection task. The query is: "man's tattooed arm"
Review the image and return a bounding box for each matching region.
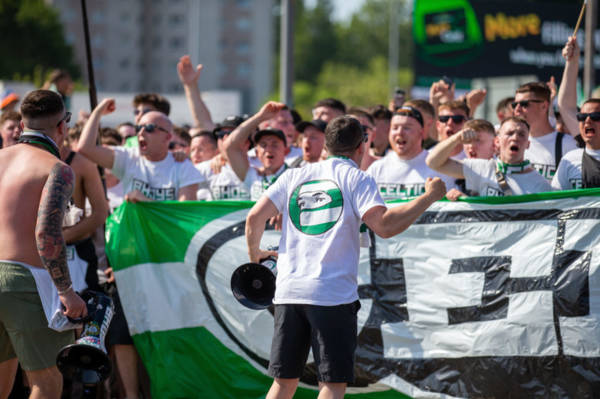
[35,162,75,293]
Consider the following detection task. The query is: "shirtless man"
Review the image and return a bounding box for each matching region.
[0,90,86,399]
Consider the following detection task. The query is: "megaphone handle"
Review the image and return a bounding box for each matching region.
[61,303,91,324]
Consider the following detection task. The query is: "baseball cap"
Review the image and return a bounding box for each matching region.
[296,119,327,133]
[0,90,19,110]
[254,128,287,147]
[394,106,424,127]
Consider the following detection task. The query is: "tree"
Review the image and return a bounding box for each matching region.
[294,0,338,83]
[0,0,79,81]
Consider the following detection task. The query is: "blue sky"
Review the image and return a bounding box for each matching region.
[304,0,366,21]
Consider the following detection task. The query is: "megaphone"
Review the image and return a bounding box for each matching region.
[231,256,277,310]
[56,290,114,383]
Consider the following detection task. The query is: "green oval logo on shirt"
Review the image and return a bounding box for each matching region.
[289,179,343,235]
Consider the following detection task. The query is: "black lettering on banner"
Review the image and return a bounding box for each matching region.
[353,207,597,396]
[447,256,511,324]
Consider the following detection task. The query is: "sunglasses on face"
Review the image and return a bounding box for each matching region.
[438,115,467,124]
[57,111,71,127]
[511,99,543,109]
[576,112,600,122]
[133,108,153,116]
[134,123,169,134]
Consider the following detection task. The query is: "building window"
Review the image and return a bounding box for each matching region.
[119,59,130,69]
[91,11,105,24]
[236,42,250,55]
[168,14,184,25]
[237,63,251,78]
[236,17,251,31]
[169,37,184,49]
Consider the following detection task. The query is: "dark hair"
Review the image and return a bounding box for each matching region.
[516,82,551,102]
[464,119,496,136]
[438,100,470,117]
[496,97,515,114]
[45,69,71,85]
[133,93,171,116]
[347,106,375,126]
[315,98,346,114]
[403,99,435,118]
[582,98,600,107]
[192,131,218,149]
[325,116,363,154]
[0,110,21,125]
[370,104,393,121]
[290,108,303,125]
[20,90,64,121]
[173,126,192,145]
[500,116,530,132]
[100,127,123,146]
[117,121,135,130]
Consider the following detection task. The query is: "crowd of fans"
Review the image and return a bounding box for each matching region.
[2,34,599,398]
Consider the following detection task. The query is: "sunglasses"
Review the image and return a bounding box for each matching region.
[133,108,153,116]
[511,99,543,109]
[576,112,600,122]
[135,123,169,134]
[438,115,467,124]
[57,111,71,127]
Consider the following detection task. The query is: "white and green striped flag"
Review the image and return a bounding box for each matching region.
[105,189,600,398]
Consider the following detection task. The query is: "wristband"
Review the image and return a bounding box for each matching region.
[57,284,73,295]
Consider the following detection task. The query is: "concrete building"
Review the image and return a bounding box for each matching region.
[45,0,274,113]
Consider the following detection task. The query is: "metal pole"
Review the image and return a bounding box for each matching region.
[584,0,596,99]
[389,0,400,95]
[80,0,98,110]
[280,0,294,106]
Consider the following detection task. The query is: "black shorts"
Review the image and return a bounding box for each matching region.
[106,288,133,346]
[268,301,360,383]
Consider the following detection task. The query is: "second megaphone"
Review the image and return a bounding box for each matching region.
[231,255,277,310]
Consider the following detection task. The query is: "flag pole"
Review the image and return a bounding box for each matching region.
[80,0,98,110]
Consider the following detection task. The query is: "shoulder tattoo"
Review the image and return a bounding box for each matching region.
[35,163,75,292]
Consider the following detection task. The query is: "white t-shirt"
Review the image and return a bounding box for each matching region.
[551,148,600,190]
[112,147,204,200]
[525,131,578,181]
[366,150,456,200]
[244,163,289,200]
[266,156,385,306]
[463,158,553,196]
[107,182,124,211]
[194,161,250,200]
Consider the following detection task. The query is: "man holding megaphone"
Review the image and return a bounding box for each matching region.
[246,115,446,399]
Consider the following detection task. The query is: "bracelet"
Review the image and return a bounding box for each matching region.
[57,284,73,295]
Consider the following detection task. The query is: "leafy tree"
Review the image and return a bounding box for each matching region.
[0,0,79,81]
[294,0,338,83]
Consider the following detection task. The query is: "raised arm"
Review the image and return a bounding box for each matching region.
[426,129,474,178]
[465,89,486,118]
[246,195,280,263]
[363,177,446,238]
[77,98,117,169]
[36,163,87,318]
[224,101,285,181]
[557,36,580,137]
[177,55,216,131]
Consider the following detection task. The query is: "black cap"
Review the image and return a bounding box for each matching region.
[394,106,424,127]
[296,119,327,133]
[254,128,287,147]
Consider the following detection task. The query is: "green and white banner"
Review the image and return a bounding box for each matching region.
[105,190,600,398]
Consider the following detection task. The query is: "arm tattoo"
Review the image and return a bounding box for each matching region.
[35,163,75,292]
